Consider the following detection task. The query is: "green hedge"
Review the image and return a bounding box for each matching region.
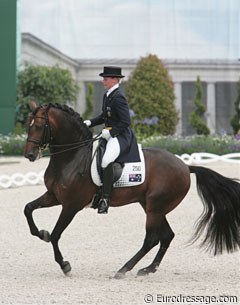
[0,134,26,156]
[0,133,240,156]
[141,135,240,155]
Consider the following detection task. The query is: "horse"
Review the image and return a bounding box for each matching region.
[24,102,240,278]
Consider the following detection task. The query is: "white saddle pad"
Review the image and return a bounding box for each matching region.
[91,143,145,188]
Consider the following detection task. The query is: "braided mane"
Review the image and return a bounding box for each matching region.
[35,103,93,139]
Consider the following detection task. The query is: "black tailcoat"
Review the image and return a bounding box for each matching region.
[90,88,140,163]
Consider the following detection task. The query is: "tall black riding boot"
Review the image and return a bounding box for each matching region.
[98,163,113,214]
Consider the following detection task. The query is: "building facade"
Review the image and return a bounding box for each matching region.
[21,33,240,135]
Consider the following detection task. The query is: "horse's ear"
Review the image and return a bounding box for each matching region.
[29,100,38,111]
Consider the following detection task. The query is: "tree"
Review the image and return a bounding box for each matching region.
[230,80,240,135]
[16,64,80,130]
[125,54,178,137]
[189,76,210,135]
[82,83,94,119]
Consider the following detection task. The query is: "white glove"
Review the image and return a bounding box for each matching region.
[84,120,91,127]
[101,129,111,140]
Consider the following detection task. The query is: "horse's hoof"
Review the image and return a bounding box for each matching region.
[62,261,71,275]
[39,230,51,242]
[64,270,72,277]
[137,268,149,276]
[113,272,126,279]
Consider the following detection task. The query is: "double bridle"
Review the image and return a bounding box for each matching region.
[27,106,52,150]
[27,106,100,158]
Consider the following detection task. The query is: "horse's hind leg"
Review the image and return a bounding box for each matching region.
[24,192,59,242]
[115,213,172,278]
[137,217,174,276]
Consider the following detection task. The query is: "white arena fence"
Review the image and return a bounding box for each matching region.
[0,152,239,189]
[0,171,45,189]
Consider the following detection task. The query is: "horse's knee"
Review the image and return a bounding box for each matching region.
[24,201,40,216]
[24,203,33,216]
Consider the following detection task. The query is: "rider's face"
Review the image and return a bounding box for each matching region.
[102,77,119,90]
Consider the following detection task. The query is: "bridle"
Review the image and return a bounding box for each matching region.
[27,105,52,150]
[26,105,100,158]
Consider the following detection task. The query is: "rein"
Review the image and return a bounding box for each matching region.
[40,134,101,158]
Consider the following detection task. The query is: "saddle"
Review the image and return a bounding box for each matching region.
[91,139,145,188]
[96,139,123,184]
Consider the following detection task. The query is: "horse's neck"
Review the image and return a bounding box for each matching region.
[49,142,92,176]
[52,127,80,145]
[53,117,91,145]
[49,111,93,171]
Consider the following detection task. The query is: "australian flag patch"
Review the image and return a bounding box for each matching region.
[129,174,142,182]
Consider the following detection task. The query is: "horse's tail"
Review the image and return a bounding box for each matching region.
[189,165,240,255]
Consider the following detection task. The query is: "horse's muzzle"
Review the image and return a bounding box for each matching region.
[24,151,38,162]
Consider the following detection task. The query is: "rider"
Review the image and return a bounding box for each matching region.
[84,66,140,214]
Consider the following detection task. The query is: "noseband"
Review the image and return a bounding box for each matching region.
[27,105,52,150]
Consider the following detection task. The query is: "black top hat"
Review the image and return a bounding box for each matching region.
[99,66,125,78]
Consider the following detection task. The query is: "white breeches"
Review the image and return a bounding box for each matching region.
[101,137,120,168]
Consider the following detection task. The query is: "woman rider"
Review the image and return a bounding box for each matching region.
[84,66,140,214]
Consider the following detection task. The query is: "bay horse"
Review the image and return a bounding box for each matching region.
[24,102,240,278]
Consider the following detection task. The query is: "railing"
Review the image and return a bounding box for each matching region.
[0,153,239,189]
[0,171,45,189]
[179,152,240,164]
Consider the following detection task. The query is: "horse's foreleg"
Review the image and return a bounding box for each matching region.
[24,199,42,238]
[137,217,174,276]
[24,192,58,241]
[50,207,78,275]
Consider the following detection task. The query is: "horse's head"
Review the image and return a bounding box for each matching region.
[24,101,93,162]
[24,101,52,161]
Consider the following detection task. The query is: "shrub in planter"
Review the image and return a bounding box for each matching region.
[125,54,178,137]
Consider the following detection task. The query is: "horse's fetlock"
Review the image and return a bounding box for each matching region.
[39,230,51,242]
